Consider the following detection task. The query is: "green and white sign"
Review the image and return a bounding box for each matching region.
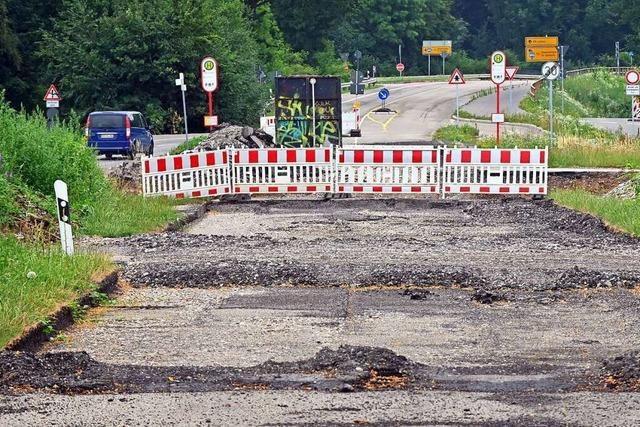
[200,57,219,93]
[490,51,506,85]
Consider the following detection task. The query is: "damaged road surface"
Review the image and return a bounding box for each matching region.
[2,197,640,425]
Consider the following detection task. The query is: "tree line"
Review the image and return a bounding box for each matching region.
[0,0,638,131]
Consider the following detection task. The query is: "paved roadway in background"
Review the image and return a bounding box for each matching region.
[98,133,207,172]
[342,81,495,145]
[582,118,640,138]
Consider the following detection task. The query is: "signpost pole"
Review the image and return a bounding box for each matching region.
[457,84,461,126]
[310,78,317,145]
[207,92,214,132]
[509,78,513,112]
[549,79,554,144]
[181,87,189,142]
[496,84,501,145]
[428,56,431,76]
[442,54,446,75]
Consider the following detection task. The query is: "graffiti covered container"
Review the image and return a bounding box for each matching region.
[275,76,342,147]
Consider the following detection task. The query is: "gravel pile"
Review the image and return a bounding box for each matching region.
[108,158,142,190]
[607,179,639,200]
[190,123,275,151]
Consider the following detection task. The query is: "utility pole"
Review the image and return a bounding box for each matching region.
[560,45,565,114]
[175,73,189,142]
[616,41,621,74]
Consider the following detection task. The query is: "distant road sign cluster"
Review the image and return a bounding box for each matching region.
[525,36,559,62]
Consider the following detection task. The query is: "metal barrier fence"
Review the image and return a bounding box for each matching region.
[142,151,231,199]
[442,147,548,195]
[142,146,548,198]
[232,147,333,194]
[336,146,440,194]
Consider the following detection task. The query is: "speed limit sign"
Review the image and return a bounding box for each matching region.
[625,70,640,85]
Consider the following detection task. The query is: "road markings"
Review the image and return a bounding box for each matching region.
[363,111,398,130]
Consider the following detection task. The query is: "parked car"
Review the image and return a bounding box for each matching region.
[85,111,154,159]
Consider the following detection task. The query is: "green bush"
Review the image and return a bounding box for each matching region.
[0,99,109,212]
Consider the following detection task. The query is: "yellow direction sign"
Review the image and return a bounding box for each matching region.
[353,100,361,110]
[422,40,452,56]
[525,46,559,63]
[525,36,559,47]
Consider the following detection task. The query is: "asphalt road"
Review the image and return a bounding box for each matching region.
[4,197,640,425]
[342,81,495,144]
[98,133,207,172]
[582,118,640,138]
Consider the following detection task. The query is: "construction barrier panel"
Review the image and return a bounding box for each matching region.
[232,147,333,194]
[142,146,549,199]
[336,146,441,194]
[442,147,548,195]
[142,150,231,199]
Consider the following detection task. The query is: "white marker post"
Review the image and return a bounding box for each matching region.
[175,73,189,142]
[54,180,74,256]
[310,77,317,145]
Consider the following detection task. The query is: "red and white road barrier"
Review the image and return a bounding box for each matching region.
[336,146,440,194]
[142,150,231,199]
[442,147,548,195]
[142,146,549,199]
[232,147,333,194]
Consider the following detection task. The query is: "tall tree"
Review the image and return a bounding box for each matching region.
[39,0,268,129]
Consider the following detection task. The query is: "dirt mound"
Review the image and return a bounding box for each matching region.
[601,351,640,391]
[108,159,142,191]
[192,123,275,151]
[0,346,418,395]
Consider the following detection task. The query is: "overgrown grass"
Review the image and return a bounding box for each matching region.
[433,124,479,143]
[552,189,640,236]
[0,96,177,237]
[169,135,207,155]
[0,237,113,348]
[81,190,178,237]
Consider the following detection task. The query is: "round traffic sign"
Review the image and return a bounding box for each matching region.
[396,63,405,72]
[541,62,560,80]
[378,88,390,101]
[625,70,640,85]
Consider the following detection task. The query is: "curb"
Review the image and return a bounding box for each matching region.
[451,115,547,135]
[5,271,120,352]
[164,201,213,232]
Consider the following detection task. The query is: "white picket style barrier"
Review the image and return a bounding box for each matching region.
[231,147,334,194]
[141,146,549,199]
[142,150,231,199]
[442,147,548,195]
[335,146,441,194]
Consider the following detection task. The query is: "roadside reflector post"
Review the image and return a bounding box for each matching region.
[175,73,189,142]
[54,180,74,256]
[310,78,317,146]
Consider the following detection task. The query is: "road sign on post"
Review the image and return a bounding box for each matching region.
[491,51,507,145]
[201,57,219,131]
[525,36,559,62]
[43,84,61,129]
[625,70,640,120]
[542,62,560,144]
[449,68,465,126]
[396,62,405,74]
[505,66,519,112]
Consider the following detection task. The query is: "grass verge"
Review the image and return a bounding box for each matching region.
[0,237,113,348]
[433,124,479,143]
[80,189,179,237]
[169,135,207,155]
[552,189,640,236]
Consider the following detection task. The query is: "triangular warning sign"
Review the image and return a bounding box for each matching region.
[448,68,465,85]
[505,66,520,81]
[43,84,62,101]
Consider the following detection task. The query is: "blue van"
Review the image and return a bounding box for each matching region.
[86,111,154,159]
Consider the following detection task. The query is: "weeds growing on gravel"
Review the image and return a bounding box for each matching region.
[0,237,112,348]
[433,124,479,143]
[169,135,207,155]
[552,190,640,236]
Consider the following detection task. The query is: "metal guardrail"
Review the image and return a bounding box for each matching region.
[342,74,540,89]
[566,67,634,77]
[341,78,377,89]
